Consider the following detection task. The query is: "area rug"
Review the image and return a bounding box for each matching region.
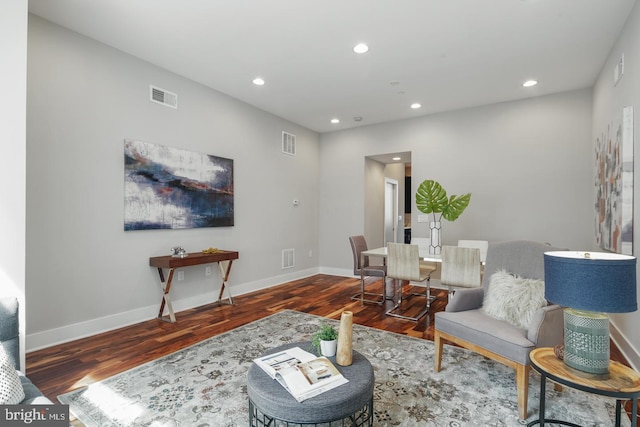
[58,310,626,426]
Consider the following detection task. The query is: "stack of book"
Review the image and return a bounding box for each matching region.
[253,346,349,402]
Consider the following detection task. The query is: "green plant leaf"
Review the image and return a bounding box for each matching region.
[441,193,471,221]
[415,180,448,216]
[311,324,338,354]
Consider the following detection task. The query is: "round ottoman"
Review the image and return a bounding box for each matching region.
[248,342,374,426]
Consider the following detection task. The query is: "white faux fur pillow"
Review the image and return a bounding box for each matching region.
[482,269,547,329]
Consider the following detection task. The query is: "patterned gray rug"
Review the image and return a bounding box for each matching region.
[58,310,625,426]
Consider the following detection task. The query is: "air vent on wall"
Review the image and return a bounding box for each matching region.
[282,248,295,269]
[150,85,178,109]
[282,131,296,156]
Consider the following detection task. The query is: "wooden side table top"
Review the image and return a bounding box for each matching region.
[529,347,640,395]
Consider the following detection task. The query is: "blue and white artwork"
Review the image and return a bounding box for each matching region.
[124,139,234,230]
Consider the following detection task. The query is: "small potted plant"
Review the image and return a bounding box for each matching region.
[311,323,338,357]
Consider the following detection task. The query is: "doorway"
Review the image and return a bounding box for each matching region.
[363,152,411,249]
[384,178,398,245]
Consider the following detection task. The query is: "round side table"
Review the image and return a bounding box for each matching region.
[247,342,374,426]
[528,347,640,427]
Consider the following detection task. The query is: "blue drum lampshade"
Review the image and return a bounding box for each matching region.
[544,251,637,374]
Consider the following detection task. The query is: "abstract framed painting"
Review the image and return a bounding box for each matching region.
[124,139,234,230]
[594,106,633,255]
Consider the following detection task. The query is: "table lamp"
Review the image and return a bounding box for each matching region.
[544,251,637,375]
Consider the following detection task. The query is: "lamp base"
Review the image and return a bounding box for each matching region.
[563,308,610,375]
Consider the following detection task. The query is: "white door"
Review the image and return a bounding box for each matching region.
[384,178,398,245]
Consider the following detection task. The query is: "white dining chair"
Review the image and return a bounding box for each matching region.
[457,240,488,263]
[385,243,436,321]
[440,245,482,301]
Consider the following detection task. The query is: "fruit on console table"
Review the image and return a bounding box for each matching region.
[202,247,224,254]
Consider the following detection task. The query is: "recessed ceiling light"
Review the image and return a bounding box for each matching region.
[252,77,265,86]
[353,43,369,54]
[392,157,401,161]
[331,118,340,124]
[411,103,422,109]
[523,80,538,87]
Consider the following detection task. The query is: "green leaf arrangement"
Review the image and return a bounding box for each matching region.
[415,179,471,222]
[310,323,338,354]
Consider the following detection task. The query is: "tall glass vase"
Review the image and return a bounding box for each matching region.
[429,221,442,255]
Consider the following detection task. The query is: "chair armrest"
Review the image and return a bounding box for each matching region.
[445,288,484,312]
[527,304,564,347]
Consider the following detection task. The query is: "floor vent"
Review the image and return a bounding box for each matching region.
[150,85,178,109]
[282,131,296,156]
[282,248,295,269]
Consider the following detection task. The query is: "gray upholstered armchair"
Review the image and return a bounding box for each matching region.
[0,297,53,404]
[434,240,564,421]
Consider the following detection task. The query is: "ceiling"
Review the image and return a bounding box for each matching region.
[28,0,636,134]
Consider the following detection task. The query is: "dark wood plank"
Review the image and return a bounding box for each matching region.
[25,274,638,424]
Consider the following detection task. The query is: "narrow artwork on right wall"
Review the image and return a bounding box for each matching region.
[595,105,634,255]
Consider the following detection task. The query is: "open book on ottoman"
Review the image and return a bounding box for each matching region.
[253,346,348,402]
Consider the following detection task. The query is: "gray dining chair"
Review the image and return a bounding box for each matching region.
[349,235,387,305]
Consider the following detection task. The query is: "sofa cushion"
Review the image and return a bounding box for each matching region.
[0,344,25,404]
[482,269,547,329]
[435,309,534,364]
[18,373,53,404]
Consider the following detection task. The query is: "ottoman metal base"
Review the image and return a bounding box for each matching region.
[249,396,373,427]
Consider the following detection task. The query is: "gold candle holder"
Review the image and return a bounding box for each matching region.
[336,311,353,366]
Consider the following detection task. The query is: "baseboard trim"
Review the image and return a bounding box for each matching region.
[318,267,351,277]
[26,268,320,352]
[610,319,640,371]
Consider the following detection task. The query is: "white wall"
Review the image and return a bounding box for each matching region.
[26,16,320,350]
[592,0,640,369]
[319,89,594,276]
[24,7,640,367]
[364,159,385,249]
[0,0,28,370]
[362,160,406,250]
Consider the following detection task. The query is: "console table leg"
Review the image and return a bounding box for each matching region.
[215,260,234,305]
[157,268,176,323]
[539,373,546,427]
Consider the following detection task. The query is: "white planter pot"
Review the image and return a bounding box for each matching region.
[320,339,337,357]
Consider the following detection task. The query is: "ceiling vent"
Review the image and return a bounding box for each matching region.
[150,85,178,109]
[282,131,296,156]
[282,248,295,269]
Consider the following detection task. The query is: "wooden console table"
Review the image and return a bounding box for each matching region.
[149,250,239,323]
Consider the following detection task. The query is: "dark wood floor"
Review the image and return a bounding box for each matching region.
[27,274,636,423]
